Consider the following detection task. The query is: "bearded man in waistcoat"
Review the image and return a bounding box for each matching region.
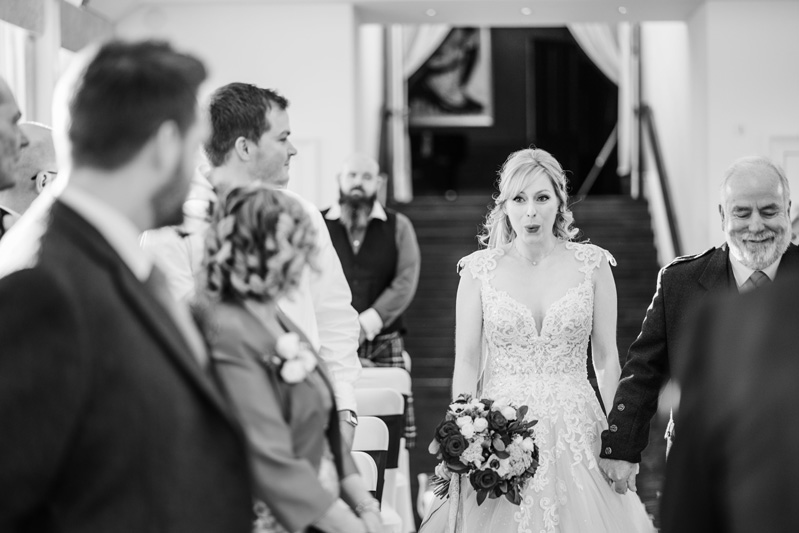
[322,153,421,447]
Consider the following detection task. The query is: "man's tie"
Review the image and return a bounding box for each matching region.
[144,265,209,367]
[740,270,771,293]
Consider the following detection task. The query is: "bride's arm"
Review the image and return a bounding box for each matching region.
[591,255,622,412]
[452,271,483,399]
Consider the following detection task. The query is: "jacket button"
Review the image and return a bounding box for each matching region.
[609,424,618,432]
[605,447,612,455]
[617,404,625,411]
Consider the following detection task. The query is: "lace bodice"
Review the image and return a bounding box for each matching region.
[457,242,616,403]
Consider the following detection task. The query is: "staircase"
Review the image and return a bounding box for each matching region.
[393,194,664,524]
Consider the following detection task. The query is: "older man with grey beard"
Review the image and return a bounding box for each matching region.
[0,76,30,237]
[598,155,799,495]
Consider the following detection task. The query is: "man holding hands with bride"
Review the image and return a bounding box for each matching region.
[599,156,799,494]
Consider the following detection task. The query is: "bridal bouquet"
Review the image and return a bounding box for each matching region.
[428,394,539,505]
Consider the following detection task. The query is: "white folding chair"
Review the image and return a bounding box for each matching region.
[351,451,378,497]
[356,367,412,396]
[352,416,390,502]
[353,416,402,533]
[356,369,417,532]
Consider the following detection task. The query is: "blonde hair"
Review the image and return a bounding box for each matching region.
[203,184,318,302]
[480,148,578,248]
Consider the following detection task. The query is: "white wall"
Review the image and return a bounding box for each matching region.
[116,2,358,208]
[691,1,799,249]
[641,21,693,260]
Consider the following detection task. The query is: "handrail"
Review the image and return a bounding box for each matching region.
[640,103,682,257]
[576,125,617,199]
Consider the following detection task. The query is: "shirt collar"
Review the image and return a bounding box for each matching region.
[728,249,781,288]
[58,186,153,282]
[0,205,20,218]
[324,200,387,222]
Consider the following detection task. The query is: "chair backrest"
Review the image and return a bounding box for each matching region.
[351,451,378,498]
[352,416,389,502]
[355,388,404,469]
[356,367,412,396]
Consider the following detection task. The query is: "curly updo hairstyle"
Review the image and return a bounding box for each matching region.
[480,147,579,248]
[203,184,318,302]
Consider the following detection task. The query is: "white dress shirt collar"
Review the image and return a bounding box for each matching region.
[59,186,153,282]
[324,200,387,222]
[728,249,781,288]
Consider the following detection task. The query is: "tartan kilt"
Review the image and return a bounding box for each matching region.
[358,331,417,448]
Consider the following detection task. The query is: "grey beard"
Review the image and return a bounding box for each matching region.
[730,229,792,270]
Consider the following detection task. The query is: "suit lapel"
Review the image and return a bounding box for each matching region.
[698,244,733,293]
[52,202,242,432]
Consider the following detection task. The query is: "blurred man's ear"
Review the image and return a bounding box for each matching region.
[35,171,56,193]
[718,204,725,230]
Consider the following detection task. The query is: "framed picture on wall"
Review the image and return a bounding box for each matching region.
[408,27,494,127]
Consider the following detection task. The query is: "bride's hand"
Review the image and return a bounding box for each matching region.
[598,458,637,495]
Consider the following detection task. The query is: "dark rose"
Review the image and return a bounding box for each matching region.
[435,420,461,442]
[442,435,468,458]
[487,410,508,431]
[470,468,500,491]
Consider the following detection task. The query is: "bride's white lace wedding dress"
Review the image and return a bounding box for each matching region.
[420,242,655,533]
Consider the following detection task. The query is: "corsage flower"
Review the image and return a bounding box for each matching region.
[273,332,317,384]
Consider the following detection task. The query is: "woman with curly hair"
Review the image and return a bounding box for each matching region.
[419,148,654,532]
[202,184,383,533]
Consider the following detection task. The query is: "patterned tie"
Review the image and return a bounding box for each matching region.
[740,270,771,293]
[144,265,209,367]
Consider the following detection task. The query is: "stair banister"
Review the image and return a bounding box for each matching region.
[641,103,683,259]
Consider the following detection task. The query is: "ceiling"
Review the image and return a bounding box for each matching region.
[86,0,718,24]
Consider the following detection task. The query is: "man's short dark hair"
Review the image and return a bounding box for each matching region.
[67,40,206,170]
[204,83,289,167]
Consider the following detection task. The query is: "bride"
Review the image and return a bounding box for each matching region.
[419,148,655,532]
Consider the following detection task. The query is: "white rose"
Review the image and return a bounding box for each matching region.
[522,437,535,451]
[275,332,301,359]
[434,462,452,480]
[456,415,472,428]
[473,417,488,432]
[500,406,517,421]
[280,360,306,383]
[491,401,507,412]
[460,423,475,439]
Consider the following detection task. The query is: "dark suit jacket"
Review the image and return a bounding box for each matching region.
[0,198,253,533]
[601,242,799,462]
[661,270,799,532]
[209,302,358,533]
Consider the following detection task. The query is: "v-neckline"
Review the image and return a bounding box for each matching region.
[484,279,589,336]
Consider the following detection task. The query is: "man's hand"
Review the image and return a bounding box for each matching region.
[598,458,638,495]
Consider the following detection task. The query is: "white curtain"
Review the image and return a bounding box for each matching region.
[0,20,30,119]
[356,24,385,166]
[384,24,452,203]
[568,23,632,177]
[403,24,450,77]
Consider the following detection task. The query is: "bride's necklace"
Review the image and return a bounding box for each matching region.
[514,241,557,266]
